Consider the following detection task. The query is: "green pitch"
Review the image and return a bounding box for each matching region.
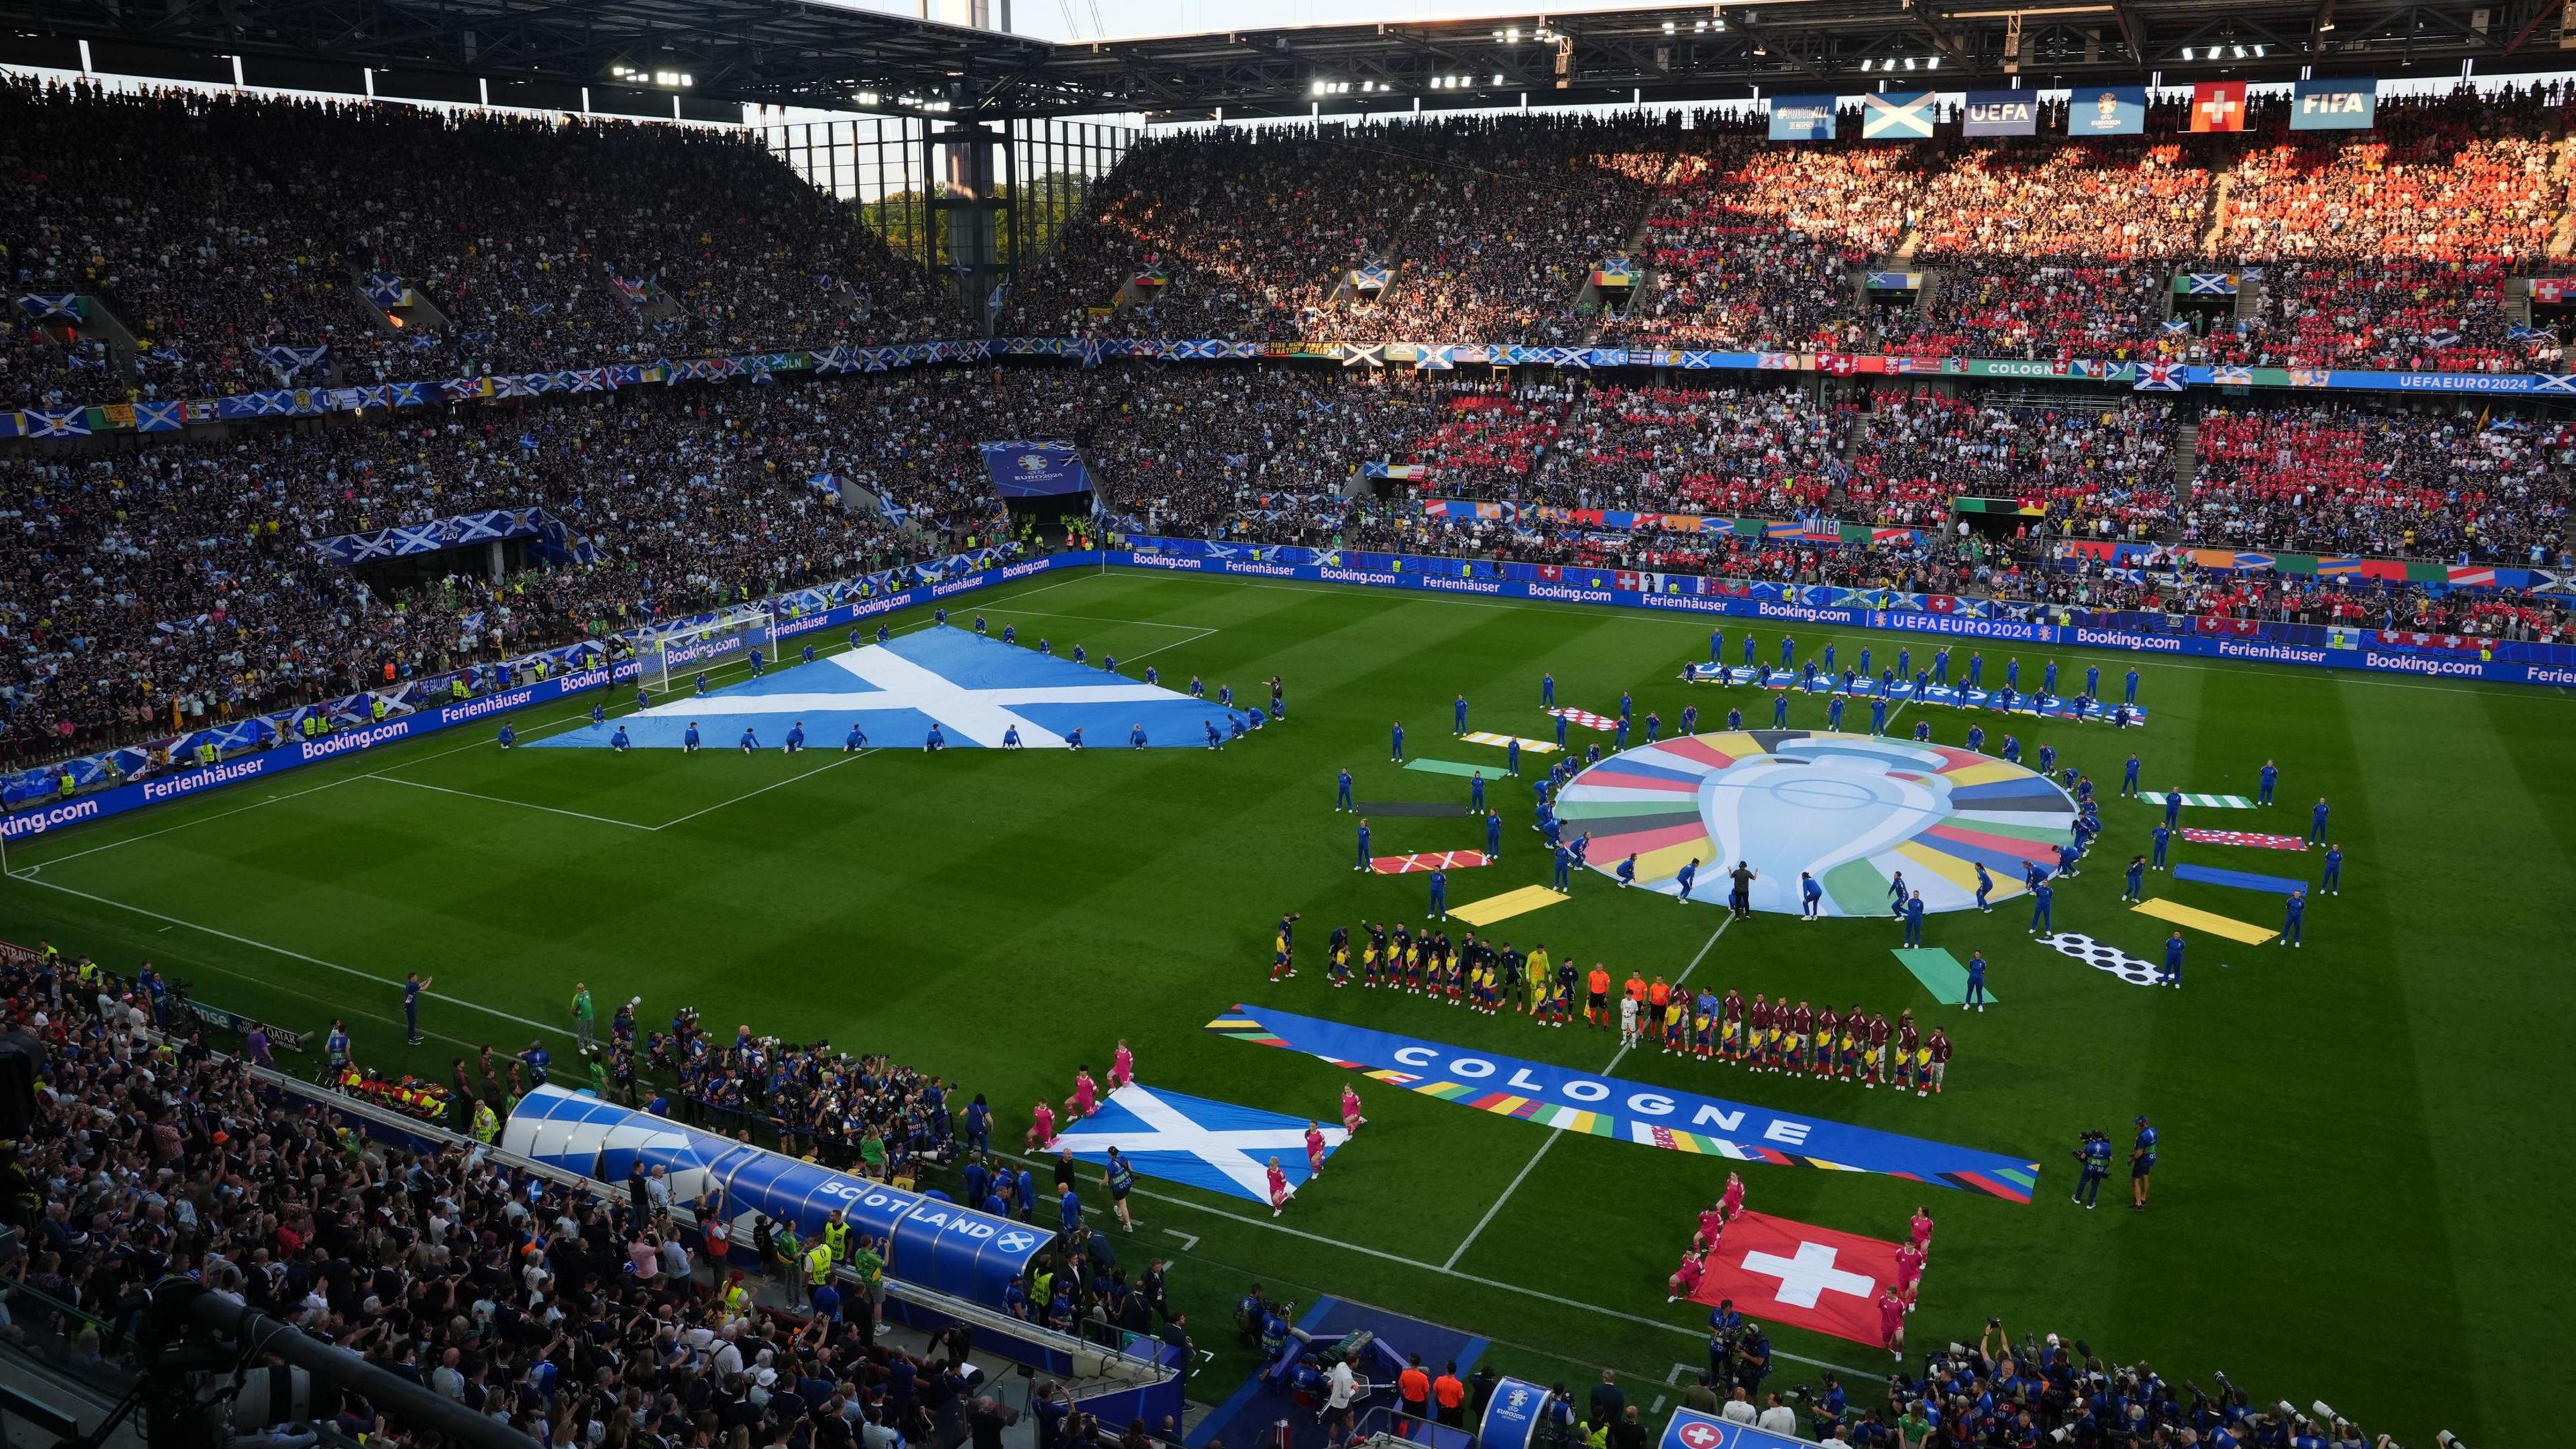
[4,568,2566,1444]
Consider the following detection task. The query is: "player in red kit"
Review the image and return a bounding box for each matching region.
[1073,1067,1099,1118]
[1342,1083,1366,1135]
[1267,1157,1291,1218]
[1666,1248,1705,1303]
[1892,1240,1925,1309]
[1719,1171,1746,1222]
[1110,1039,1134,1089]
[1026,1099,1057,1149]
[1878,1288,1907,1360]
[1305,1121,1328,1177]
[1910,1207,1935,1256]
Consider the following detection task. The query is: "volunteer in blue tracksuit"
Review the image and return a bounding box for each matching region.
[1354,818,1373,871]
[1962,949,1988,1010]
[1485,811,1503,861]
[1336,769,1354,811]
[2282,888,2306,948]
[2258,759,2280,806]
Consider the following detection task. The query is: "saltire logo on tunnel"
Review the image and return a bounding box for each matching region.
[1205,1006,2041,1201]
[1552,731,2076,916]
[531,628,1256,751]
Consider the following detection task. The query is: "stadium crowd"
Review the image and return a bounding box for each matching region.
[2180,404,2569,560]
[0,78,951,405]
[0,941,1207,1449]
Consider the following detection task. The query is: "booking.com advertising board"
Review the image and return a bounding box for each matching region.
[10,543,2572,843]
[1108,538,2576,686]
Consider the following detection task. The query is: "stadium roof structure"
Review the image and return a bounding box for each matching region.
[2,0,2564,121]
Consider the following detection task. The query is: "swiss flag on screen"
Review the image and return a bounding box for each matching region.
[1687,1210,1907,1347]
[1538,565,1565,582]
[2191,80,2248,132]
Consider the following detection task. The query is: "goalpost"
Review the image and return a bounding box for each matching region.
[631,606,777,696]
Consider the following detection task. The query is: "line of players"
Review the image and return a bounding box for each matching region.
[1278,919,1954,1095]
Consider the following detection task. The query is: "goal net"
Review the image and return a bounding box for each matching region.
[632,606,776,696]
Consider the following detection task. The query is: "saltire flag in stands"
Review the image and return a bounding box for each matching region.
[1686,1210,1911,1346]
[2179,828,2308,851]
[2133,360,2185,392]
[1370,851,1491,875]
[1547,708,1620,731]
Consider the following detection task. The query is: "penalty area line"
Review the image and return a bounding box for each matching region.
[366,773,657,830]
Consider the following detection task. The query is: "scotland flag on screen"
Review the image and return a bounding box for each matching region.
[1051,1083,1346,1203]
[535,627,1250,751]
[979,440,1095,498]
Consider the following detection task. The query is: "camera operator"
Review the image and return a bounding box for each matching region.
[1733,1321,1773,1396]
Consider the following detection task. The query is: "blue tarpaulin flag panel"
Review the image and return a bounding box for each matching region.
[979,440,1095,497]
[534,627,1257,751]
[1768,95,1837,141]
[503,1086,1047,1305]
[2291,77,2377,130]
[2066,84,2147,134]
[1206,1005,2040,1200]
[1962,89,2039,136]
[1051,1083,1346,1203]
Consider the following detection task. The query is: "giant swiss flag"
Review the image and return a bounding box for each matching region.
[1686,1210,1907,1346]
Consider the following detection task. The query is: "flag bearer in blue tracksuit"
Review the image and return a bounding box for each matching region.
[611,726,631,754]
[497,723,517,749]
[2027,877,2054,934]
[1130,722,1148,749]
[2125,667,2140,704]
[847,723,869,753]
[2057,841,2082,879]
[1205,720,1223,749]
[1543,672,1557,707]
[592,702,606,726]
[2038,743,2055,774]
[1772,694,1789,729]
[1391,720,1406,761]
[1821,645,1836,676]
[1354,819,1373,871]
[2165,788,2184,828]
[1554,713,1568,748]
[1801,872,1823,920]
[1914,719,1932,743]
[2084,663,2099,700]
[1828,696,1847,731]
[2282,888,2306,947]
[2308,796,2330,844]
[1336,769,1354,811]
[784,722,805,754]
[1934,647,1951,686]
[1681,704,1699,734]
[1506,738,1522,776]
[2043,659,2058,697]
[2322,843,2343,895]
[1645,710,1661,745]
[929,723,951,751]
[1552,841,1574,894]
[748,648,764,679]
[1966,723,1986,753]
[1974,862,1994,912]
[1709,630,1724,665]
[1780,635,1797,668]
[1743,635,1758,669]
[1614,716,1629,749]
[2159,932,2184,988]
[1968,652,1985,688]
[1903,892,1925,947]
[739,727,759,754]
[2123,753,2141,797]
[1886,871,1909,918]
[1727,706,1743,730]
[637,687,650,710]
[2259,759,2279,806]
[1617,854,1638,888]
[2124,855,2145,903]
[684,722,701,753]
[1428,869,1448,921]
[1485,811,1503,861]
[1454,694,1469,735]
[1962,949,1988,1010]
[1676,858,1699,904]
[1870,696,1888,736]
[1532,776,1549,812]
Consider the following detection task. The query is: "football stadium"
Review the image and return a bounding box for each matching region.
[0,5,2568,1448]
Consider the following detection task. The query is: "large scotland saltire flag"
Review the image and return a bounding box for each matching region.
[534,627,1246,751]
[1051,1083,1346,1203]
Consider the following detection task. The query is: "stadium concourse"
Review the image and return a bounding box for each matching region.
[0,58,2572,1449]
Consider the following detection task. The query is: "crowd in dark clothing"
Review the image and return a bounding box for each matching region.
[0,940,1197,1449]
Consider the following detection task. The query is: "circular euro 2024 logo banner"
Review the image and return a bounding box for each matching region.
[1555,731,2076,917]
